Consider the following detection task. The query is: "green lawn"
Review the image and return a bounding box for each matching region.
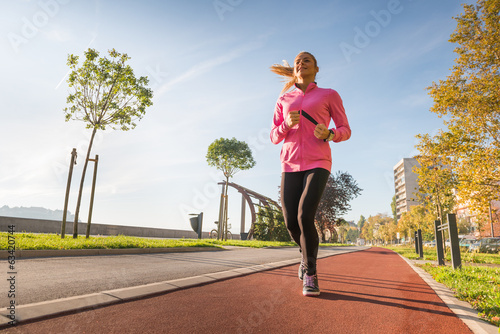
[1,232,218,250]
[386,245,500,329]
[421,263,500,329]
[0,232,296,250]
[0,232,351,250]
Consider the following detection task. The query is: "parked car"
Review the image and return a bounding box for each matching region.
[423,240,436,247]
[469,237,500,253]
[459,238,477,248]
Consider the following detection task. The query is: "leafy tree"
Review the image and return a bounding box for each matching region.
[336,220,350,244]
[396,205,435,243]
[346,227,360,243]
[253,205,290,242]
[64,48,153,238]
[416,0,500,231]
[315,171,362,242]
[391,195,398,224]
[357,215,366,231]
[414,136,457,224]
[378,223,396,245]
[396,211,416,243]
[360,216,374,242]
[206,137,255,240]
[360,214,393,245]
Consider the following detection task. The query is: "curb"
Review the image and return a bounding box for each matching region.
[399,255,499,334]
[0,247,366,327]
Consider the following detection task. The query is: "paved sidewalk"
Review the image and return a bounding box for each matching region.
[1,247,498,333]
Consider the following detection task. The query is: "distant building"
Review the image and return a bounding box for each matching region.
[393,158,421,220]
[455,196,500,238]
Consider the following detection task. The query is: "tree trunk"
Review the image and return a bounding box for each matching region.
[223,177,229,241]
[73,128,97,238]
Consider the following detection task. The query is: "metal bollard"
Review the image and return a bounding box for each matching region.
[417,229,424,259]
[434,220,445,266]
[414,231,419,254]
[447,214,462,269]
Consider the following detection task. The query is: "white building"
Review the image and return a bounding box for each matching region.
[394,158,421,220]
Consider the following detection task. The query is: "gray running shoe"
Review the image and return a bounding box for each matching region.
[298,258,305,280]
[303,273,320,297]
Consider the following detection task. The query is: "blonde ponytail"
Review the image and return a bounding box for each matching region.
[270,60,296,95]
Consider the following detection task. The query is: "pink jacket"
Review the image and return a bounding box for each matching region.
[270,82,351,173]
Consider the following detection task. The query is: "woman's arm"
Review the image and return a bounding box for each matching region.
[270,100,298,144]
[328,90,351,142]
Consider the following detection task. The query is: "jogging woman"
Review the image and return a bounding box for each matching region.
[270,52,351,296]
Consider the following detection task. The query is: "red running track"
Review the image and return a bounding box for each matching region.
[2,247,472,334]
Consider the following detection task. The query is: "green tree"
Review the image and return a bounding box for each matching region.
[206,137,255,240]
[336,220,350,244]
[253,205,290,242]
[391,195,398,224]
[397,211,416,243]
[64,48,153,238]
[357,215,366,231]
[346,227,360,243]
[414,136,457,224]
[361,214,393,245]
[416,0,500,232]
[397,205,435,243]
[315,171,362,242]
[360,216,374,243]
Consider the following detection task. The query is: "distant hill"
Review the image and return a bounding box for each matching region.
[0,205,78,221]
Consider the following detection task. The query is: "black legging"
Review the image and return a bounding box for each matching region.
[280,168,330,275]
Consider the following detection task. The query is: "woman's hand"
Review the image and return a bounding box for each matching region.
[314,124,330,140]
[286,110,300,128]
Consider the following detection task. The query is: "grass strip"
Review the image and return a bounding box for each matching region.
[420,263,500,329]
[0,232,351,250]
[0,232,221,250]
[386,246,500,329]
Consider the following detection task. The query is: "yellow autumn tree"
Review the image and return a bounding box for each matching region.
[414,134,456,224]
[397,205,435,242]
[416,0,500,230]
[361,214,393,245]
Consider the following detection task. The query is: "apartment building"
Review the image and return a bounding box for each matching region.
[393,158,421,220]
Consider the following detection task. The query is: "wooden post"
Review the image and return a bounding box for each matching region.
[86,155,99,239]
[414,231,419,254]
[447,213,462,269]
[434,220,445,265]
[240,194,246,237]
[223,186,229,240]
[217,183,225,240]
[417,229,424,259]
[61,148,77,238]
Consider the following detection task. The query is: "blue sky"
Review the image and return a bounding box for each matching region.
[0,0,473,234]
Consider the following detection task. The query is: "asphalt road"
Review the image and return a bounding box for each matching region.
[1,246,363,308]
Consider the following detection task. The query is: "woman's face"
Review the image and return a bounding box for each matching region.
[294,53,318,79]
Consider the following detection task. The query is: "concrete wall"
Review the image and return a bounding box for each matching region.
[0,216,216,239]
